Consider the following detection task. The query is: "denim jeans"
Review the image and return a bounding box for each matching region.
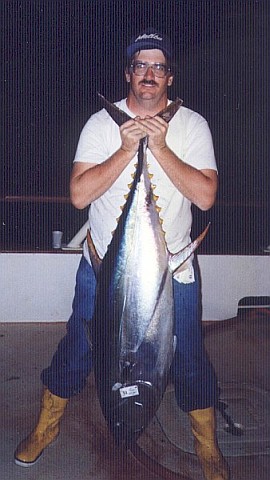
[41,256,218,411]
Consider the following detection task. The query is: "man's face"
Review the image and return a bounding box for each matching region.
[125,49,173,102]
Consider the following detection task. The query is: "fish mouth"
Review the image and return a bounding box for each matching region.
[109,380,159,447]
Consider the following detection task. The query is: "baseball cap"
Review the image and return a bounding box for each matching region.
[127,28,172,59]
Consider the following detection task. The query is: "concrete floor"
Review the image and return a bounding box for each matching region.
[1,309,270,480]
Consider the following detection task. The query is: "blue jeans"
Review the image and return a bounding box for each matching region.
[41,256,218,411]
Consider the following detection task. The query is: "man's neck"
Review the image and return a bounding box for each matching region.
[126,93,168,117]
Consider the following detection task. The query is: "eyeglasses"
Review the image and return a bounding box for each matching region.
[130,62,171,78]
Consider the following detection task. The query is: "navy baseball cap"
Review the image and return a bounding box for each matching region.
[127,29,172,59]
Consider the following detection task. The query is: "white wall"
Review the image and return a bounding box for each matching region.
[1,253,80,322]
[0,253,269,322]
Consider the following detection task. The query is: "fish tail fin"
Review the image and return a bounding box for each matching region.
[157,97,183,122]
[87,229,102,276]
[98,93,183,127]
[97,93,131,126]
[169,223,210,272]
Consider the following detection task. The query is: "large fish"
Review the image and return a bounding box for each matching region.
[86,94,209,446]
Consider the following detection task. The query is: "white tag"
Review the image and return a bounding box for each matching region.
[120,385,139,398]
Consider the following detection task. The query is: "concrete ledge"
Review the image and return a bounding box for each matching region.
[1,253,269,322]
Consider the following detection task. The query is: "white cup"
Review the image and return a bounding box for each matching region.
[52,231,63,249]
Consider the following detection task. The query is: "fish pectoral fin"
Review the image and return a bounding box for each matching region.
[87,229,102,276]
[168,224,210,273]
[82,319,93,350]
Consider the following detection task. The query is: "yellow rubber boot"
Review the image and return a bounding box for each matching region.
[189,407,230,480]
[14,388,68,467]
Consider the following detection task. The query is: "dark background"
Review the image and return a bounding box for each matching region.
[1,0,269,252]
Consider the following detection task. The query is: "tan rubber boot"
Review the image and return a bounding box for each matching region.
[189,407,230,480]
[14,388,68,467]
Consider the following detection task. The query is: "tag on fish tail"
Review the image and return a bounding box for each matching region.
[86,229,102,276]
[97,92,131,126]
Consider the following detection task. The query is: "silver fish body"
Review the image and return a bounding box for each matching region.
[115,148,174,393]
[87,96,208,446]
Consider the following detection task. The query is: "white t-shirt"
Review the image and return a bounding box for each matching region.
[74,98,217,283]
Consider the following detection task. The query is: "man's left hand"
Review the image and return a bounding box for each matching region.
[135,116,168,153]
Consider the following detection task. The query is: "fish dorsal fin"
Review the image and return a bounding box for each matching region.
[168,224,210,273]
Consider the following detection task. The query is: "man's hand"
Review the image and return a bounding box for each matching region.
[136,116,168,153]
[120,118,147,155]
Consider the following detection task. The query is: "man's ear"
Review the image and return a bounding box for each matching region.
[167,75,174,87]
[125,69,131,83]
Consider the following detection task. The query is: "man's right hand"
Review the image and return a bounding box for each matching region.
[120,118,146,154]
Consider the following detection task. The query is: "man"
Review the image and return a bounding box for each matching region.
[15,29,230,480]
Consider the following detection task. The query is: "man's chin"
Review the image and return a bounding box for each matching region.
[138,89,157,99]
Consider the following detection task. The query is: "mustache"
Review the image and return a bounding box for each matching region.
[139,79,158,86]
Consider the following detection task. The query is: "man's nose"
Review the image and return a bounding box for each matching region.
[144,65,155,78]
